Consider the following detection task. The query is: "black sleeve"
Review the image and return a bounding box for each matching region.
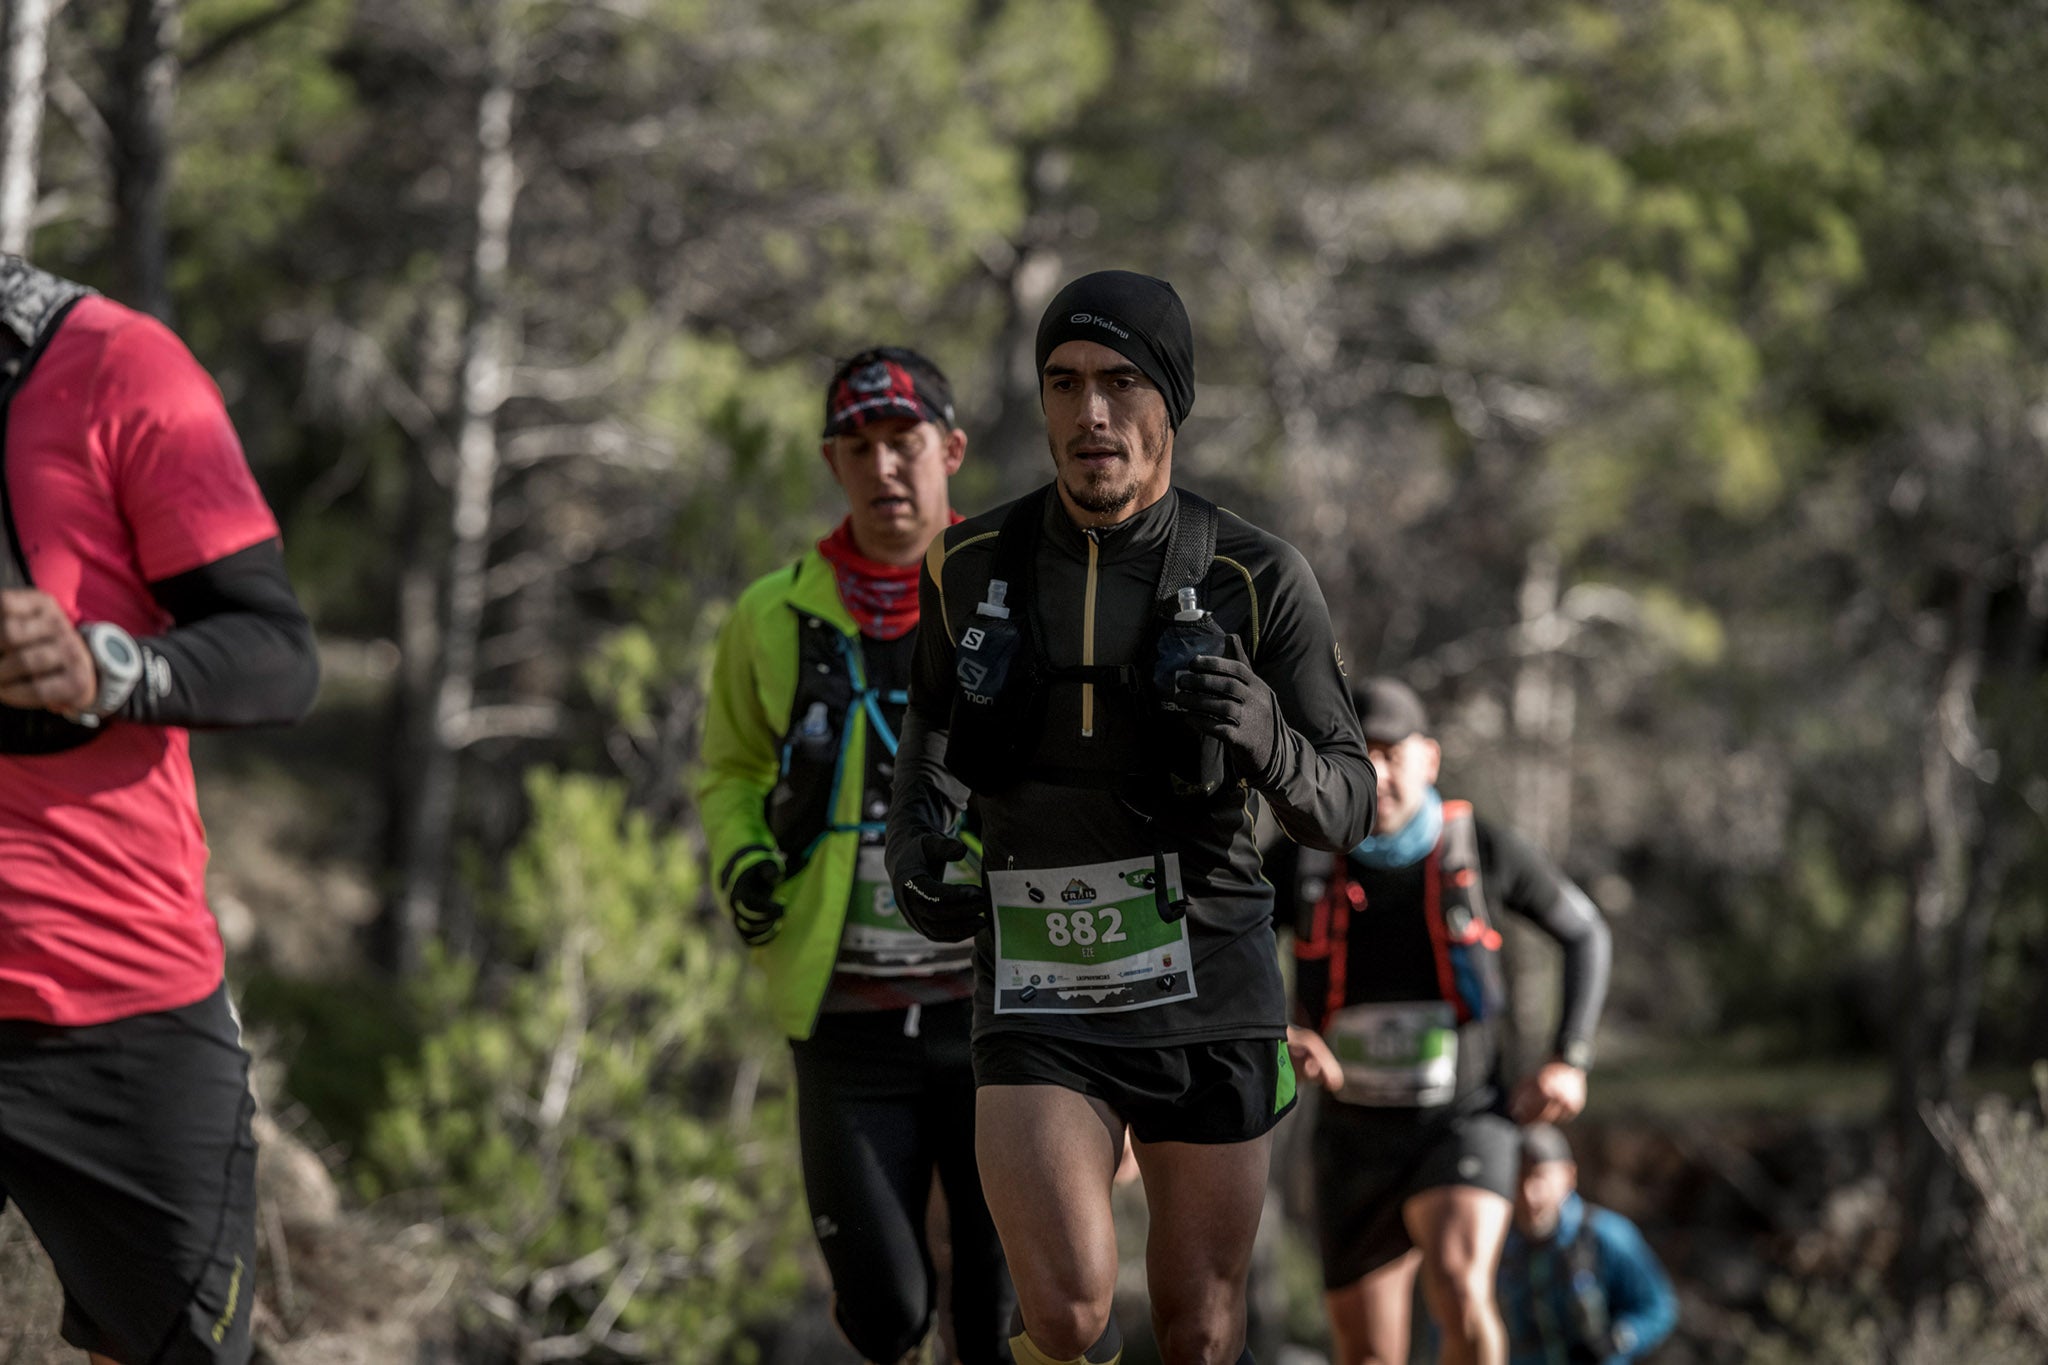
[1263,835,1304,934]
[886,560,970,883]
[120,538,320,729]
[1480,821,1611,1065]
[1242,540,1376,852]
[906,552,959,727]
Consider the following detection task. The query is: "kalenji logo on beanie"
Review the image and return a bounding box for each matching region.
[1068,312,1131,340]
[1037,270,1196,428]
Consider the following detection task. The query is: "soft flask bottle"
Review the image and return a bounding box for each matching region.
[1151,586,1229,797]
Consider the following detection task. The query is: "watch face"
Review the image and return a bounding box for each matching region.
[80,623,145,715]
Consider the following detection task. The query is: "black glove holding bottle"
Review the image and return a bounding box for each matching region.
[891,833,991,942]
[728,860,786,947]
[1173,636,1286,784]
[1151,585,1230,797]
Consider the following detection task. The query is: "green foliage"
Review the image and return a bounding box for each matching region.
[1708,818,1903,1055]
[360,771,805,1359]
[239,970,421,1157]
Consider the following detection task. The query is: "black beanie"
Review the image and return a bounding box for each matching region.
[1034,270,1196,429]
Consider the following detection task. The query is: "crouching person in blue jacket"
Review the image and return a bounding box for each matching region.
[1498,1124,1676,1364]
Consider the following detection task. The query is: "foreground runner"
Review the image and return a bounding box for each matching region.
[1498,1125,1676,1365]
[699,347,1013,1363]
[888,270,1375,1365]
[1284,679,1612,1365]
[0,257,319,1364]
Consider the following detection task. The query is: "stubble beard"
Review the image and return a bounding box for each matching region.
[1050,431,1165,516]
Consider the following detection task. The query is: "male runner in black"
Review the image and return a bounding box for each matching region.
[1282,679,1610,1365]
[888,270,1375,1365]
[0,256,318,1364]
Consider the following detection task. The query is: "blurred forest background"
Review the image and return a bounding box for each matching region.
[1,0,2046,1361]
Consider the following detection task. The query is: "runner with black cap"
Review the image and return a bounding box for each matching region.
[887,271,1375,1365]
[1279,678,1613,1365]
[698,346,1012,1363]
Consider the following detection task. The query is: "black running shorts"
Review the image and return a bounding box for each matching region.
[972,1029,1296,1145]
[1310,1100,1519,1288]
[0,983,258,1364]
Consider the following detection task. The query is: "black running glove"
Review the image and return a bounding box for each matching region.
[892,834,990,943]
[1174,642,1285,782]
[729,860,785,947]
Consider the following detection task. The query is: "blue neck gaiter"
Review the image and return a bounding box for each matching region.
[1350,787,1443,870]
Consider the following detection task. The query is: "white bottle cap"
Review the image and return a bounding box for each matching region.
[1175,586,1203,622]
[978,579,1012,619]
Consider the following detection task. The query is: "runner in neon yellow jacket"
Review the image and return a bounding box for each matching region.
[694,347,1011,1364]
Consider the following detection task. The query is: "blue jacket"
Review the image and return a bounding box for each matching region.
[1499,1194,1677,1365]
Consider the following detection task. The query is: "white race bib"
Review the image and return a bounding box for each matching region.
[836,844,975,977]
[1325,1001,1459,1107]
[988,855,1195,1015]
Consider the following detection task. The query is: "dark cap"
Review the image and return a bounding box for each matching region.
[1353,677,1431,745]
[822,346,956,438]
[1034,270,1196,429]
[1521,1123,1576,1168]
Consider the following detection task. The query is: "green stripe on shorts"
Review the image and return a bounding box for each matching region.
[1275,1039,1297,1113]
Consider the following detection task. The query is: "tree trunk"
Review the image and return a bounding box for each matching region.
[1505,541,1577,1068]
[975,146,1062,490]
[1891,567,1990,1307]
[390,6,520,974]
[108,0,179,320]
[1897,546,2048,1310]
[0,0,55,256]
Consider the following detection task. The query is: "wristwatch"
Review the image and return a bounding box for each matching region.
[1559,1038,1595,1072]
[72,621,144,725]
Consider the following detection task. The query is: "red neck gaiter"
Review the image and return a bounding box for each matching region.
[818,515,959,640]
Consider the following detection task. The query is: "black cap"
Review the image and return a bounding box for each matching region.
[822,346,956,437]
[1034,270,1196,428]
[1521,1123,1576,1168]
[1353,677,1430,745]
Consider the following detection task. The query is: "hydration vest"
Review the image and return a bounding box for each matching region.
[943,483,1224,805]
[763,601,908,876]
[1509,1210,1612,1364]
[1295,800,1507,1032]
[0,259,99,757]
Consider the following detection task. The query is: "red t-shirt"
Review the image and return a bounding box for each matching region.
[0,295,280,1025]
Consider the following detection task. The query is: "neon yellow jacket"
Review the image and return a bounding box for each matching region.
[696,549,876,1039]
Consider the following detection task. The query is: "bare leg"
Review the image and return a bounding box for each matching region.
[1133,1129,1273,1365]
[1325,1248,1421,1365]
[976,1084,1124,1359]
[1403,1185,1511,1365]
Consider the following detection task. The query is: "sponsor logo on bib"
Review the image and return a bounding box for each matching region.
[1060,878,1098,905]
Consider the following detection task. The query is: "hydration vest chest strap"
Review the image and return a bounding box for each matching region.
[0,265,101,756]
[768,607,919,873]
[946,483,1221,797]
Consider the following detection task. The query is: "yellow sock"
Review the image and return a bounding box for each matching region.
[1007,1331,1122,1365]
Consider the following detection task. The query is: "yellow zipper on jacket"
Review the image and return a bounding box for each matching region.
[1082,532,1100,738]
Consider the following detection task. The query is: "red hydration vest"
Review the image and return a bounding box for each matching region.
[1294,799,1506,1032]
